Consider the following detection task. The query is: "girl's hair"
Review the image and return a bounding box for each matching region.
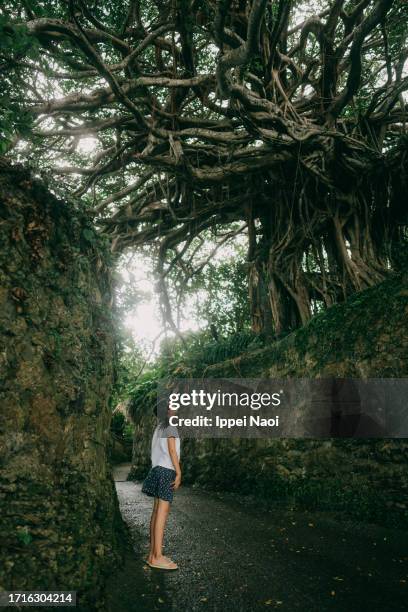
[154,398,169,429]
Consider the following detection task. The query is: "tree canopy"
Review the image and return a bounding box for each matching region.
[1,0,407,335]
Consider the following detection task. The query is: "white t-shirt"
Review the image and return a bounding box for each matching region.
[151,423,180,470]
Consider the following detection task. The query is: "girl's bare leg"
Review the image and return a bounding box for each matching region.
[148,497,159,563]
[151,499,177,567]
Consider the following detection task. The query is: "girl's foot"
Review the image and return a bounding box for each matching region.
[146,554,172,565]
[149,555,178,570]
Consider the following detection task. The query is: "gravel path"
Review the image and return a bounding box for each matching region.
[105,463,408,612]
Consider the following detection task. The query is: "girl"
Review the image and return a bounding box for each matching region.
[141,402,181,570]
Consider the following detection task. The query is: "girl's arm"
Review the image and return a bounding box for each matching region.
[167,436,181,489]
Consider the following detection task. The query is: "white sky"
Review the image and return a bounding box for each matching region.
[117,237,247,357]
[118,253,202,354]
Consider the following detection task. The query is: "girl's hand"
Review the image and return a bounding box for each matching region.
[172,473,181,490]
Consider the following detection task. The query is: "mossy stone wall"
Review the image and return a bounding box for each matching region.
[0,161,126,610]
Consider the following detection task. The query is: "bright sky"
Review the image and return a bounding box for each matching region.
[116,235,246,357]
[117,252,202,355]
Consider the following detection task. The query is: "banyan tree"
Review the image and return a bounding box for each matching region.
[2,0,407,335]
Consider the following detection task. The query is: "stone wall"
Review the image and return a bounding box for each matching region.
[0,161,126,610]
[129,273,408,528]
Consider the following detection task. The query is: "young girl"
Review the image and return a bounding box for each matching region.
[141,402,181,570]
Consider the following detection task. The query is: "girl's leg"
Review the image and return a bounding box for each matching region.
[148,497,159,563]
[152,499,177,567]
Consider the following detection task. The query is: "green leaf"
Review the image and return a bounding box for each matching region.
[82,228,95,243]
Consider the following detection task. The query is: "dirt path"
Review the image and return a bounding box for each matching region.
[106,463,408,612]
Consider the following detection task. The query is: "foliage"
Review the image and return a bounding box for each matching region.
[120,326,266,423]
[187,256,250,336]
[0,16,39,152]
[391,234,408,272]
[110,411,134,445]
[126,372,162,422]
[159,234,251,337]
[110,411,125,436]
[163,329,266,372]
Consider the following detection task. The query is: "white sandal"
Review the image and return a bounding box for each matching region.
[147,560,178,570]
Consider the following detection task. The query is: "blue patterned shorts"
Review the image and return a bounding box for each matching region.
[142,466,176,502]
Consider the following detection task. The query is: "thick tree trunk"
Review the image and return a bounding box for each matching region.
[247,184,391,338]
[268,271,301,335]
[248,257,274,336]
[247,208,302,336]
[247,205,275,337]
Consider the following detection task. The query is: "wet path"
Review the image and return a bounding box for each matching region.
[106,463,408,612]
